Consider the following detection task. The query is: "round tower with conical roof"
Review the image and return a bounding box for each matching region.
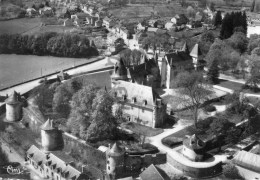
[5,91,22,122]
[41,119,63,151]
[111,59,128,87]
[106,142,125,179]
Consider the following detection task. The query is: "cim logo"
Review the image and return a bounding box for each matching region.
[2,165,26,175]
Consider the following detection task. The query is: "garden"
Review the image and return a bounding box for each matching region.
[162,93,260,152]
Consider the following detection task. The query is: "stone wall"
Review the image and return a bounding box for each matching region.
[167,154,222,178]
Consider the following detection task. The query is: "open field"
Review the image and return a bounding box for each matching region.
[24,25,74,35]
[0,54,99,90]
[108,4,184,19]
[0,18,41,35]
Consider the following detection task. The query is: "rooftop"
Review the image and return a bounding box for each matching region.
[140,164,166,180]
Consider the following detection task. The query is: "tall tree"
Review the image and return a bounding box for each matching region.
[207,117,235,151]
[172,71,212,127]
[207,58,219,84]
[214,11,222,27]
[246,58,260,92]
[86,90,118,142]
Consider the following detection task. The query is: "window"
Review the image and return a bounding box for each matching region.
[143,100,147,106]
[123,94,127,100]
[108,166,110,170]
[107,160,109,164]
[132,97,137,103]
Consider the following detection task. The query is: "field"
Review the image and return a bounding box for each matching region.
[0,54,96,90]
[0,18,41,35]
[108,4,184,19]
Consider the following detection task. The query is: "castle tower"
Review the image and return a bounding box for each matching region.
[106,142,125,180]
[41,119,63,151]
[190,43,201,70]
[110,59,128,88]
[5,91,22,122]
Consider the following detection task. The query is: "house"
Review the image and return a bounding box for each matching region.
[26,8,37,17]
[112,80,166,128]
[63,18,74,27]
[189,43,203,70]
[26,145,89,180]
[140,164,168,180]
[171,14,189,26]
[103,16,117,29]
[182,134,206,162]
[165,22,175,30]
[39,7,53,17]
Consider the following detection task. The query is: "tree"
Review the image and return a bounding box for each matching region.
[114,38,125,53]
[172,71,212,127]
[252,47,260,56]
[86,90,118,142]
[227,32,248,53]
[66,84,99,137]
[200,31,215,44]
[207,59,219,84]
[223,163,244,179]
[0,147,9,165]
[187,6,195,18]
[246,58,260,92]
[64,9,71,19]
[207,117,235,151]
[214,11,222,27]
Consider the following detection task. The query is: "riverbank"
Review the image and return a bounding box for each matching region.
[0,54,104,90]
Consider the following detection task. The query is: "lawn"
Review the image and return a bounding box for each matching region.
[0,18,41,35]
[108,4,184,19]
[121,122,164,137]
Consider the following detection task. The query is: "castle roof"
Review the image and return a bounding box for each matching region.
[140,164,165,180]
[107,142,124,156]
[112,80,161,109]
[41,119,55,131]
[189,43,201,58]
[5,91,20,104]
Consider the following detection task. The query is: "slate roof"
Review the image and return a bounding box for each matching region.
[107,143,125,156]
[165,51,192,67]
[190,43,202,58]
[5,91,20,104]
[41,119,55,131]
[128,59,157,80]
[26,145,86,180]
[27,145,46,166]
[112,80,161,109]
[233,150,260,173]
[140,164,165,180]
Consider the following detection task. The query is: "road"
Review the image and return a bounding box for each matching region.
[0,56,118,103]
[0,139,43,180]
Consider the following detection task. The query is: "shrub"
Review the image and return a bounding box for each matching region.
[204,105,216,112]
[223,163,244,179]
[162,137,183,148]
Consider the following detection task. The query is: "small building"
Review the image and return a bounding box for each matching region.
[5,91,22,122]
[26,8,37,17]
[171,14,189,26]
[26,145,89,180]
[39,7,53,17]
[189,43,203,70]
[140,164,167,180]
[103,16,117,29]
[182,134,206,162]
[232,150,260,173]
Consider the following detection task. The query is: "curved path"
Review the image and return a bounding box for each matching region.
[148,122,227,169]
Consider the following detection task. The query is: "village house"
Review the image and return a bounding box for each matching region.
[39,7,54,17]
[171,14,189,26]
[103,16,117,29]
[139,164,168,180]
[26,8,38,17]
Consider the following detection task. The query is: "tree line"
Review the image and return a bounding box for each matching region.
[0,32,98,58]
[220,11,247,39]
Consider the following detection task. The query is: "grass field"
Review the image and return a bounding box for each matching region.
[108,4,184,19]
[0,54,96,89]
[0,18,41,35]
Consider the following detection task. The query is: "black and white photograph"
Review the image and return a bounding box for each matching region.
[0,0,260,179]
